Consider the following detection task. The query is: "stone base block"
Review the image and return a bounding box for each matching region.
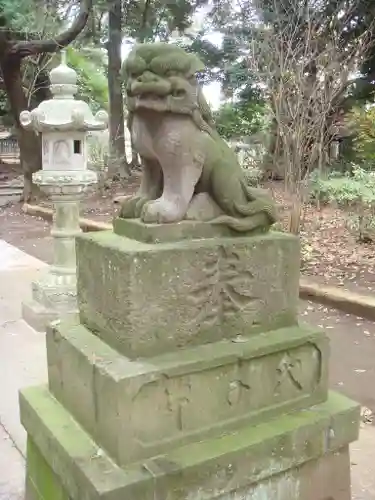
[47,320,329,465]
[23,271,78,332]
[20,386,359,500]
[31,274,77,313]
[22,300,60,333]
[22,300,79,333]
[76,229,300,358]
[113,216,251,243]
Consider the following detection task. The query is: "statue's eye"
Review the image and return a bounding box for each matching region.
[172,89,185,98]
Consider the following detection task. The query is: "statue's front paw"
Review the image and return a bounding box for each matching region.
[141,200,164,223]
[134,196,151,217]
[141,199,183,223]
[119,195,150,218]
[119,196,138,218]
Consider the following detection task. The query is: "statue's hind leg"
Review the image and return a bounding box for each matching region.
[119,158,162,218]
[141,153,203,224]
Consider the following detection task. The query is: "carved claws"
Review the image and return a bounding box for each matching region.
[119,195,151,218]
[141,198,184,224]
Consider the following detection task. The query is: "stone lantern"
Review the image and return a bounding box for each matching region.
[19,51,108,331]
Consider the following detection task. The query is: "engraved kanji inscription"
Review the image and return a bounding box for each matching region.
[189,246,259,327]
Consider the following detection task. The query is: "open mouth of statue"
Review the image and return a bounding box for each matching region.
[136,93,166,100]
[134,90,186,100]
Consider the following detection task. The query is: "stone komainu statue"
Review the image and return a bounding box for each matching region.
[119,42,277,232]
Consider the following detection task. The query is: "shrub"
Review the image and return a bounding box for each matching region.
[86,132,110,192]
[309,167,375,241]
[243,164,263,186]
[238,146,265,186]
[349,107,375,170]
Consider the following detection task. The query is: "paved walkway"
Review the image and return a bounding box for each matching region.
[0,240,47,499]
[0,239,374,499]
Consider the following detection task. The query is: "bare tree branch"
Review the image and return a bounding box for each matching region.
[246,0,375,232]
[6,0,92,59]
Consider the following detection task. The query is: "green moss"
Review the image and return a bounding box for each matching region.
[21,386,359,500]
[27,438,71,500]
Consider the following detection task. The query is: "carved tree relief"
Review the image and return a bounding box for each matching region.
[189,246,259,327]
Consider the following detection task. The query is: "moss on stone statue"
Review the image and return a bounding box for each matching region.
[119,42,277,233]
[76,230,300,358]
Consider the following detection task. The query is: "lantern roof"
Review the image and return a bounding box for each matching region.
[20,51,108,133]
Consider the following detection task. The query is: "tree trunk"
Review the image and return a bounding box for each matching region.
[0,0,92,199]
[107,0,128,179]
[33,65,52,106]
[265,117,284,180]
[0,57,42,201]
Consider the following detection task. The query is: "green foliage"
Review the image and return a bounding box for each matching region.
[243,164,263,186]
[215,100,267,140]
[0,89,12,127]
[349,107,375,169]
[0,0,63,35]
[0,0,36,31]
[309,169,358,206]
[87,132,109,169]
[206,2,265,99]
[309,167,375,241]
[182,37,223,85]
[66,47,108,112]
[121,0,210,43]
[343,0,375,106]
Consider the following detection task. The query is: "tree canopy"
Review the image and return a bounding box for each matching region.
[0,0,374,198]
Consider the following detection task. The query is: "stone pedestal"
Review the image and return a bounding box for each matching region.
[20,219,360,500]
[22,193,83,332]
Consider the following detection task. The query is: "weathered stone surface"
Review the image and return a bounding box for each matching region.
[47,320,328,465]
[20,386,359,500]
[19,46,360,500]
[26,439,71,500]
[212,447,351,500]
[113,217,241,243]
[120,43,277,232]
[22,300,59,333]
[77,230,300,358]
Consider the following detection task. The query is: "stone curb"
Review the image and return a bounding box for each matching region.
[300,279,375,320]
[23,203,375,320]
[23,203,112,232]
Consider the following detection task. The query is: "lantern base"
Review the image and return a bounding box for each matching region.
[22,272,78,332]
[22,300,78,333]
[22,300,60,332]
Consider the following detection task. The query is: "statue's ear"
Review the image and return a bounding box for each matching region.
[122,55,146,81]
[187,54,205,75]
[197,87,215,127]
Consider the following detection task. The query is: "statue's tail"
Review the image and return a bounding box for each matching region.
[211,180,277,233]
[211,213,271,233]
